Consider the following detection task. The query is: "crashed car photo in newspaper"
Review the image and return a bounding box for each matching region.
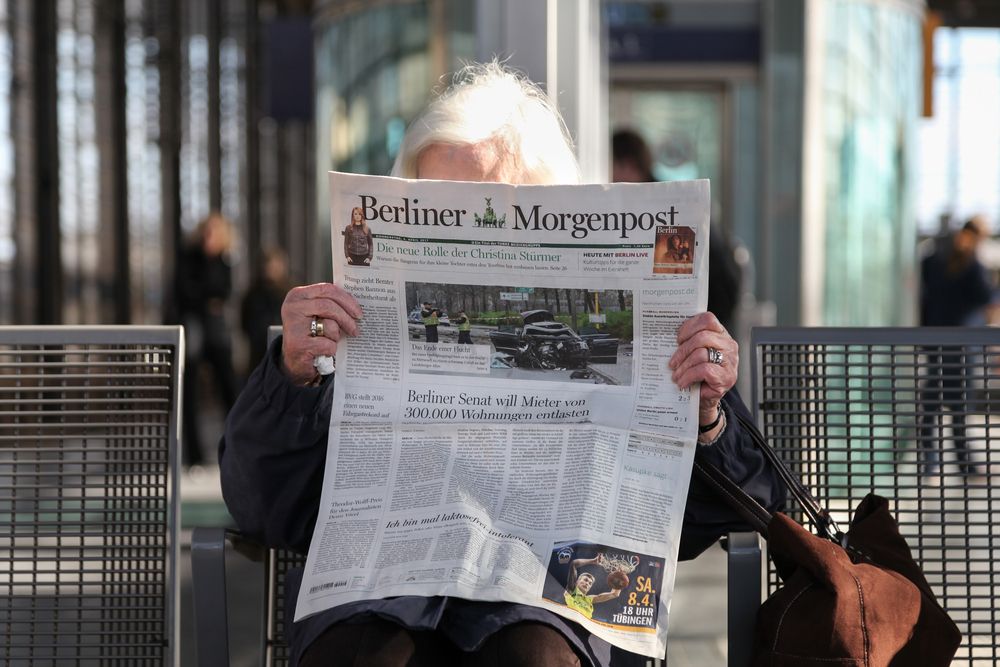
[489,310,619,370]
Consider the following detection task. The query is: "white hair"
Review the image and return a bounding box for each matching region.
[390,61,581,185]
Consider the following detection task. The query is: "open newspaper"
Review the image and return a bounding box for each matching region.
[295,172,710,659]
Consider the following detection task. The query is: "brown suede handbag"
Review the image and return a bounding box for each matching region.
[695,412,962,666]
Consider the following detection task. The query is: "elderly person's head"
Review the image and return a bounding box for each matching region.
[390,62,580,186]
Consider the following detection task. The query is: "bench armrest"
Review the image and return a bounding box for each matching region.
[191,527,267,667]
[726,531,761,667]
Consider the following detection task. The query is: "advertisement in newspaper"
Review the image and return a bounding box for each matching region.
[295,172,710,658]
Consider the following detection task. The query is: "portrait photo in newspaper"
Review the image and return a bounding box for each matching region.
[542,541,665,631]
[652,225,695,275]
[342,205,374,267]
[405,281,633,385]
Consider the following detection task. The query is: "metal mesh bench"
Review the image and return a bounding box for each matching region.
[0,326,183,666]
[751,326,999,666]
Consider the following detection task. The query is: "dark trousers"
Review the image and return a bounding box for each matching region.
[183,341,237,466]
[917,348,977,472]
[424,325,438,343]
[458,330,472,344]
[300,619,582,667]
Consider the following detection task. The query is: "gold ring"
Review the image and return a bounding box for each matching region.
[309,317,324,338]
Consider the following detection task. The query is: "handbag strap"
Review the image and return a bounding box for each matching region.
[697,406,844,542]
[692,459,772,537]
[736,411,840,536]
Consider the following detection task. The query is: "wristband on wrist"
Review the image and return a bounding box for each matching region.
[698,404,724,433]
[698,413,727,446]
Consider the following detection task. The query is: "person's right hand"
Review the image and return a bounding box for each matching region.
[280,283,362,385]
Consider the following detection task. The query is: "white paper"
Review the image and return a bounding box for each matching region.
[296,173,711,659]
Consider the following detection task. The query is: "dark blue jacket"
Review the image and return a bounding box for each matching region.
[920,244,994,326]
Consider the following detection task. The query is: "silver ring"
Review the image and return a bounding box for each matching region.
[309,316,324,338]
[708,347,724,365]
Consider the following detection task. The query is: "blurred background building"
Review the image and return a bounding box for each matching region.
[0,0,998,336]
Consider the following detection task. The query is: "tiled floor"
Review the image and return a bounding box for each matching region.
[665,546,730,666]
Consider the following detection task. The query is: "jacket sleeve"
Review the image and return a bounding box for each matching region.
[219,336,332,554]
[678,388,786,560]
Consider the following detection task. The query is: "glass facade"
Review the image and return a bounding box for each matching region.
[608,80,760,269]
[605,0,763,272]
[610,86,727,226]
[313,0,476,269]
[820,1,922,325]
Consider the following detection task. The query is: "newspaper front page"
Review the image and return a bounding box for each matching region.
[295,172,710,659]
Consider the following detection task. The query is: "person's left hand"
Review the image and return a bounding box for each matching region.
[668,312,739,425]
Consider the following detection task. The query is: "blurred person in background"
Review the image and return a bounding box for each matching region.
[220,63,784,667]
[920,215,994,328]
[175,211,238,467]
[612,128,741,333]
[918,215,996,477]
[241,247,293,375]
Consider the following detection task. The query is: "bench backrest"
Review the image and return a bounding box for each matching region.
[0,326,183,665]
[750,326,999,666]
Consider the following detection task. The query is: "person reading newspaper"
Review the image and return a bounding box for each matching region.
[220,61,784,667]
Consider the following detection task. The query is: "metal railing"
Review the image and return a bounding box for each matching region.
[0,326,183,666]
[751,327,999,666]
